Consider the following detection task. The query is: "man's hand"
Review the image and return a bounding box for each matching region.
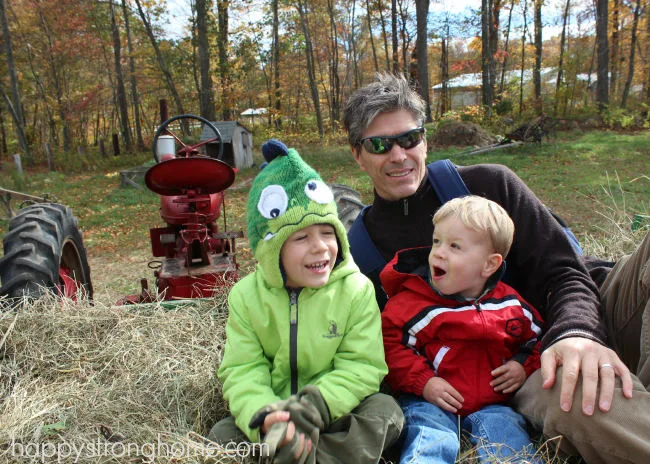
[541,337,633,415]
[490,360,526,394]
[422,377,464,413]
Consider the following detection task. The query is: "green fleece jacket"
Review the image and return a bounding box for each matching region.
[218,140,387,442]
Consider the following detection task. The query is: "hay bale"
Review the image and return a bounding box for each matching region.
[432,121,497,147]
[0,294,252,463]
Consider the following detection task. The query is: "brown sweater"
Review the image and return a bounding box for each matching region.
[363,163,608,350]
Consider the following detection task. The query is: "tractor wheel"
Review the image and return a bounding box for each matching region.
[329,184,365,231]
[0,203,93,302]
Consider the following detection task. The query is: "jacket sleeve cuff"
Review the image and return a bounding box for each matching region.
[412,371,435,397]
[542,329,608,351]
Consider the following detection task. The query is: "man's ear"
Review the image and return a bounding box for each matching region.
[351,145,365,170]
[482,253,503,278]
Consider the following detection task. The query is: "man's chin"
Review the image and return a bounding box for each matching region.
[380,181,419,200]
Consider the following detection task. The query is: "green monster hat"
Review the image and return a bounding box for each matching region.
[246,139,351,288]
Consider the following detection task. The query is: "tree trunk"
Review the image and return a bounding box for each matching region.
[36,6,72,152]
[499,0,514,93]
[488,0,501,97]
[378,0,391,70]
[554,0,571,116]
[217,0,232,120]
[481,0,493,110]
[350,0,360,88]
[327,0,341,124]
[440,27,449,116]
[519,0,528,115]
[533,0,542,113]
[646,3,650,102]
[197,0,216,121]
[415,0,431,122]
[0,104,7,154]
[133,0,187,123]
[365,0,380,73]
[271,0,282,129]
[121,0,144,150]
[596,0,609,109]
[610,0,620,98]
[620,0,642,108]
[0,0,31,160]
[109,0,132,153]
[296,0,324,137]
[391,0,399,73]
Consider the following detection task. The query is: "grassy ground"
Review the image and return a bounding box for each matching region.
[0,129,648,303]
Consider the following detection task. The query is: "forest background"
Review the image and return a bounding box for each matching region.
[1,0,649,165]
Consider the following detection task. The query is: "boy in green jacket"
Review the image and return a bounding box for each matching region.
[208,139,403,463]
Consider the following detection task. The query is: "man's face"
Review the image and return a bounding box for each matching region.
[351,109,427,201]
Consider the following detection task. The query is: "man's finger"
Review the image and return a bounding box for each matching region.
[580,354,600,415]
[540,349,559,389]
[559,358,581,412]
[597,362,617,412]
[617,361,634,399]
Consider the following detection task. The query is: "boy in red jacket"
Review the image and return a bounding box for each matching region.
[381,195,543,463]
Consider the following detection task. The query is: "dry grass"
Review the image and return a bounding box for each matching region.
[0,292,254,463]
[581,172,648,259]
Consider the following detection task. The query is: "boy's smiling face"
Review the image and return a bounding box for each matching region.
[280,224,338,289]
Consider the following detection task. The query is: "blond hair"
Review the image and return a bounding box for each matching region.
[432,196,515,256]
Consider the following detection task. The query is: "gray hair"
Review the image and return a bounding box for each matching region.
[343,72,426,147]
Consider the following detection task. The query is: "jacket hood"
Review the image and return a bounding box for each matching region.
[380,246,506,302]
[247,139,353,288]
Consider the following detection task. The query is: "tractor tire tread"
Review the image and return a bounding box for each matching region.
[0,203,93,302]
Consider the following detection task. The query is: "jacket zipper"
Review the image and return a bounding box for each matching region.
[289,289,299,395]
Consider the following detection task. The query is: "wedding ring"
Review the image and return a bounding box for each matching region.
[599,363,614,370]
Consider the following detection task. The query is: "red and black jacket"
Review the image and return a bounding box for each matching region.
[380,247,544,416]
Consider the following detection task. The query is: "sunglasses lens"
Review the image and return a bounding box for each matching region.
[363,137,391,154]
[396,129,424,149]
[360,128,424,154]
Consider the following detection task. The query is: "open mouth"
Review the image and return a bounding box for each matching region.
[432,266,446,278]
[306,260,329,271]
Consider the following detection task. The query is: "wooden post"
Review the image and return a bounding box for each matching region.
[99,139,106,158]
[12,154,23,176]
[112,133,120,156]
[159,99,169,124]
[45,142,54,171]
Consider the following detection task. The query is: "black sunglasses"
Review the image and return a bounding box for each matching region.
[358,127,426,155]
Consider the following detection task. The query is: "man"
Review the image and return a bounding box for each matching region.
[343,72,650,464]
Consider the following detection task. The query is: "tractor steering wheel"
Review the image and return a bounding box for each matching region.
[152,114,224,163]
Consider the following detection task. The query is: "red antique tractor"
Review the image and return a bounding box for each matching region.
[119,114,243,304]
[0,114,243,305]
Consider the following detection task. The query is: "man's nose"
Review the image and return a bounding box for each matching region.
[386,143,407,162]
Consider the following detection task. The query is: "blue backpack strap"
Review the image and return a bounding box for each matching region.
[348,205,388,276]
[426,159,470,201]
